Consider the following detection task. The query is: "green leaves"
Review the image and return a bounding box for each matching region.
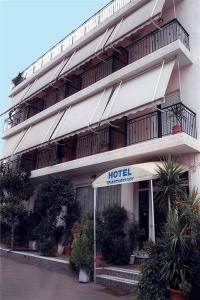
[155,157,187,213]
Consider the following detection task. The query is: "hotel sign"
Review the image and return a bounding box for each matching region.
[107,167,134,185]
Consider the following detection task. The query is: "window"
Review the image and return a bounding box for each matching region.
[76,185,121,216]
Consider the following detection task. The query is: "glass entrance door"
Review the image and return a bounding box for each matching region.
[139,189,149,243]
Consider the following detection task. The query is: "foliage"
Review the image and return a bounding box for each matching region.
[33,176,80,254]
[139,188,200,299]
[79,214,104,252]
[138,240,169,300]
[129,218,145,252]
[155,156,187,212]
[161,190,200,295]
[0,164,32,249]
[101,206,130,265]
[39,237,55,257]
[71,232,92,272]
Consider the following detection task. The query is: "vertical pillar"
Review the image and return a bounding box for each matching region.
[150,180,155,242]
[93,188,97,282]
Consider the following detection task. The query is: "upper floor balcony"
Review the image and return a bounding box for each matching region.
[9,101,197,177]
[3,19,190,133]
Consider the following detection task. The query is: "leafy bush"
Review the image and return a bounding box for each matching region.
[101,206,130,265]
[39,238,55,256]
[138,240,169,300]
[129,218,145,252]
[71,232,92,272]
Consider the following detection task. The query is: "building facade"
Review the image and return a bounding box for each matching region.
[1,0,200,241]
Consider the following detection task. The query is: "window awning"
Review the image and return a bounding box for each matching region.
[1,84,34,116]
[59,27,114,78]
[105,0,166,47]
[101,60,175,122]
[51,87,113,141]
[14,111,64,154]
[0,129,28,160]
[92,162,164,188]
[2,59,69,115]
[21,58,69,101]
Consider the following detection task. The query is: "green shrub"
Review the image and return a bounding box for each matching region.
[39,238,55,256]
[138,240,169,300]
[101,206,131,265]
[71,232,92,273]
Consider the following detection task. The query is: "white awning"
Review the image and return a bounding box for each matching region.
[101,60,175,121]
[22,58,68,100]
[105,0,166,47]
[92,162,163,188]
[51,87,113,141]
[1,83,34,116]
[14,111,64,154]
[0,129,28,160]
[59,27,114,77]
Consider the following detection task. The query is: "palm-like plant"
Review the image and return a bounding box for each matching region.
[155,157,187,213]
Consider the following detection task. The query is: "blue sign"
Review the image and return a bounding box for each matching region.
[106,167,134,185]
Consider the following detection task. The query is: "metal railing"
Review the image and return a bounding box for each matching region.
[128,19,189,63]
[5,19,190,131]
[61,102,197,160]
[4,102,196,171]
[15,0,132,82]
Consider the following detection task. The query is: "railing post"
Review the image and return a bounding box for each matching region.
[157,105,162,138]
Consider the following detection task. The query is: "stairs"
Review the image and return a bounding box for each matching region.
[96,266,141,293]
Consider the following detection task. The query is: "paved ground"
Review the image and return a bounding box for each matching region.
[0,256,132,300]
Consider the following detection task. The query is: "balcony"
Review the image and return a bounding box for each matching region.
[4,19,190,131]
[15,102,197,175]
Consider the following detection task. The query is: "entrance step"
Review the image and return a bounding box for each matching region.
[96,267,141,293]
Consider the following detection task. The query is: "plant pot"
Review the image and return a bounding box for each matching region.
[29,241,37,250]
[79,269,90,283]
[130,254,136,265]
[168,288,189,300]
[64,244,72,256]
[96,253,105,267]
[172,124,182,134]
[100,145,109,152]
[57,244,64,255]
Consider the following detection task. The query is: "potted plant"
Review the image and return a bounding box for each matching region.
[168,104,185,134]
[100,140,109,152]
[161,208,197,300]
[128,218,145,264]
[71,232,92,283]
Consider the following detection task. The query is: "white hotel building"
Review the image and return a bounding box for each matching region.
[1,0,200,241]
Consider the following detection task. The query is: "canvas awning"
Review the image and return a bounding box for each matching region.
[59,27,114,78]
[93,162,163,188]
[51,87,113,141]
[101,60,175,121]
[0,129,28,160]
[14,111,64,154]
[3,58,69,115]
[105,0,166,47]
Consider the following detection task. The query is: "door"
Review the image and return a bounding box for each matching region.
[139,189,149,243]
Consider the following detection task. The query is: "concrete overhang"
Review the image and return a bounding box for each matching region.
[3,40,192,139]
[30,133,200,180]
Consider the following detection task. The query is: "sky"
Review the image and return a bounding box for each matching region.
[0,0,110,155]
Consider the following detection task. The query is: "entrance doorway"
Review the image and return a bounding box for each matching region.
[138,181,149,243]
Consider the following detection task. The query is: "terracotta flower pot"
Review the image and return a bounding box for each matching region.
[172,124,182,134]
[96,253,105,267]
[169,288,189,300]
[64,244,72,256]
[100,145,109,152]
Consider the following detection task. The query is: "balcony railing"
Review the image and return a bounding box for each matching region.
[12,102,196,172]
[13,0,132,83]
[5,19,190,130]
